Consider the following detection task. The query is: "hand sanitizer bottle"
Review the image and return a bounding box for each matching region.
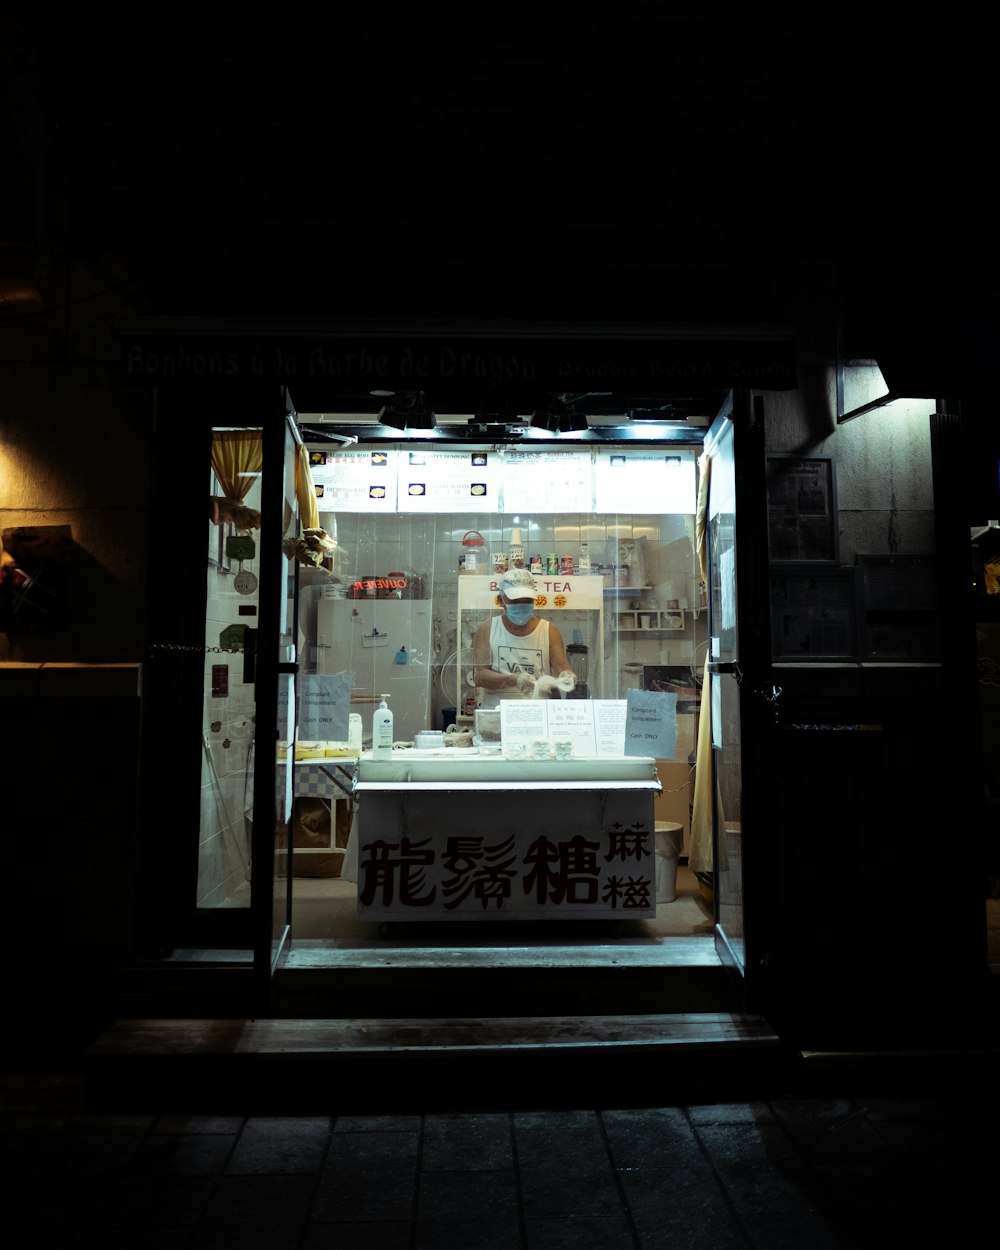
[372,693,394,754]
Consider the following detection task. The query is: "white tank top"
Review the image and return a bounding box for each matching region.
[482,615,552,703]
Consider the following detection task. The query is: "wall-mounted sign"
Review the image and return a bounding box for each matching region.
[310,446,699,516]
[309,448,395,512]
[120,329,798,392]
[501,449,594,512]
[397,449,499,513]
[594,449,696,514]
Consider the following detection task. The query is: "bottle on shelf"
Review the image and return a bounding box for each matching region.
[372,693,394,754]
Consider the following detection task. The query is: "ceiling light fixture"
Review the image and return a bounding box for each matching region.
[372,390,437,430]
[530,392,606,434]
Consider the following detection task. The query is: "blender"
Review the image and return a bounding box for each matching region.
[566,629,589,699]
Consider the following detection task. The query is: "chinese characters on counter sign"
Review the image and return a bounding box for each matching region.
[357,825,654,917]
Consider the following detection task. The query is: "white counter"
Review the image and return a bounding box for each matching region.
[356,749,659,786]
[350,750,660,921]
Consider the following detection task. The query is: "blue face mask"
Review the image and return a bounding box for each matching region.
[505,602,535,626]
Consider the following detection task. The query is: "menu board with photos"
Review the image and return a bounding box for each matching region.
[308,448,396,512]
[309,444,698,515]
[396,448,499,512]
[594,448,697,514]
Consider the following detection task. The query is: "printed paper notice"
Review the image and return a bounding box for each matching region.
[624,689,677,758]
[500,699,627,756]
[545,700,598,756]
[499,700,548,750]
[298,672,351,741]
[592,700,627,755]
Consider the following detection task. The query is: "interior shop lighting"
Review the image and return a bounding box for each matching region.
[372,390,437,430]
[529,394,590,434]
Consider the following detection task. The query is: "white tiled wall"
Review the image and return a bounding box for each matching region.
[319,507,706,734]
[198,479,261,909]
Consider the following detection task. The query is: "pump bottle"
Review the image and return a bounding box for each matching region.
[372,693,394,754]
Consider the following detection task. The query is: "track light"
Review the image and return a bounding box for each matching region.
[530,394,589,434]
[372,390,437,430]
[529,405,563,433]
[559,406,589,433]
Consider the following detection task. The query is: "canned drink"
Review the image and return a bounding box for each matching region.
[530,555,543,574]
[546,552,558,574]
[560,554,574,574]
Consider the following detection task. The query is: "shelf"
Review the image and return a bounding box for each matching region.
[603,585,652,597]
[613,609,688,633]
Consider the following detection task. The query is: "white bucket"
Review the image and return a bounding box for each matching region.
[654,821,683,903]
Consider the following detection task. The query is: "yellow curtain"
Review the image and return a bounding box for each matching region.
[689,450,714,875]
[695,450,710,586]
[688,649,715,874]
[295,444,320,531]
[211,430,263,531]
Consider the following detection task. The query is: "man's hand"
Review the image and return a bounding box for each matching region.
[515,672,537,695]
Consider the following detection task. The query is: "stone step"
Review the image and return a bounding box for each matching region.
[86,1013,786,1113]
[116,936,737,1020]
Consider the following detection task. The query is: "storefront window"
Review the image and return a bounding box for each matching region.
[289,440,707,907]
[198,428,264,909]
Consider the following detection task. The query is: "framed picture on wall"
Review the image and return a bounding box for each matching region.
[769,565,857,660]
[766,454,839,563]
[856,554,938,660]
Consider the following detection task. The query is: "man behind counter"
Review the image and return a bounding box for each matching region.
[473,567,575,705]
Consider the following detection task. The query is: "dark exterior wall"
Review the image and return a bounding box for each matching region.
[4,668,141,1061]
[0,8,993,1059]
[0,256,151,1062]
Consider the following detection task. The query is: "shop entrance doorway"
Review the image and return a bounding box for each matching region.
[274,388,768,1016]
[127,319,792,1025]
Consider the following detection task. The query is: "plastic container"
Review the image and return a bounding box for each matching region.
[654,822,683,903]
[474,707,501,743]
[323,712,363,758]
[461,531,484,574]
